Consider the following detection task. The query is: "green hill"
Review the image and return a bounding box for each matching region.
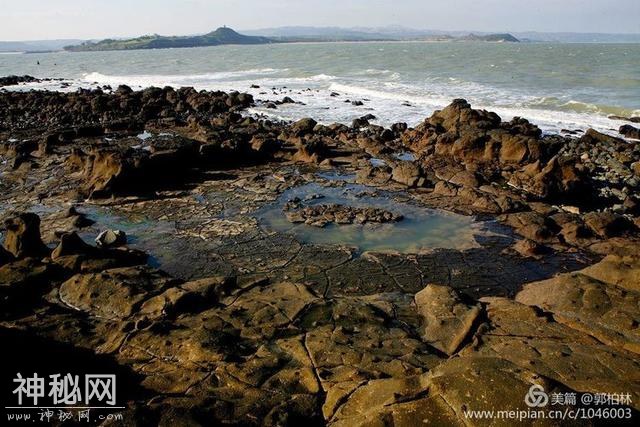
[65,27,274,52]
[460,33,520,42]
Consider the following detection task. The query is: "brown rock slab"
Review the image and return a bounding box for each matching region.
[414,284,481,355]
[583,211,634,238]
[139,276,230,318]
[516,270,640,354]
[580,254,640,292]
[467,297,640,407]
[59,266,177,319]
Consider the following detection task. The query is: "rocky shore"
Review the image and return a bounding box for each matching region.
[1,78,639,425]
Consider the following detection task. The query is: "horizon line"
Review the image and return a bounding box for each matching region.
[2,25,640,43]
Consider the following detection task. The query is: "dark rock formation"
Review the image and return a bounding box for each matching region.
[0,75,39,87]
[620,124,640,140]
[284,203,403,227]
[3,212,50,259]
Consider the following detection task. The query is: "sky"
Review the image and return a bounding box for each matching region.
[0,0,639,41]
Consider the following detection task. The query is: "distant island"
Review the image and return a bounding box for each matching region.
[63,26,521,52]
[64,27,274,52]
[459,33,520,42]
[4,27,640,53]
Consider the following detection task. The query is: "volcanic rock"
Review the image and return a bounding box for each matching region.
[290,118,317,136]
[391,161,423,187]
[3,212,50,259]
[620,124,640,140]
[0,75,38,87]
[284,204,403,227]
[583,211,634,238]
[59,266,177,320]
[517,256,640,354]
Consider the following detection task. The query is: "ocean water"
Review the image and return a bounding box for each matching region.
[1,42,639,134]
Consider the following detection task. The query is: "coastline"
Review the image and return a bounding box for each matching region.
[0,78,639,423]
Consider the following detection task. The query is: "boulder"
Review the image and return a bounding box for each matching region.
[355,164,392,185]
[52,232,146,272]
[432,180,458,196]
[68,137,202,197]
[509,156,588,200]
[290,118,317,136]
[559,221,593,246]
[391,161,423,187]
[619,124,640,140]
[583,211,634,238]
[581,128,627,146]
[291,136,329,164]
[351,117,369,129]
[512,238,549,258]
[95,229,127,248]
[3,213,50,259]
[51,232,96,260]
[447,170,480,188]
[0,75,38,87]
[499,134,529,163]
[501,211,558,243]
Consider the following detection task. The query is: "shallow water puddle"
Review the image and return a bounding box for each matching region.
[369,158,387,167]
[256,182,490,253]
[137,130,153,141]
[25,204,176,268]
[77,206,176,268]
[394,152,416,161]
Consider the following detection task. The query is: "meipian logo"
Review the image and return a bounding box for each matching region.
[524,384,549,408]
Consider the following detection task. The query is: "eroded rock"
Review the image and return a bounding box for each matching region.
[414,284,481,355]
[3,212,50,259]
[59,266,177,319]
[284,203,403,228]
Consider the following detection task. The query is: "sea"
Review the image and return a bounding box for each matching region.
[1,41,639,135]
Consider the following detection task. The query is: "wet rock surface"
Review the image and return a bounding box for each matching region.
[284,202,403,227]
[1,79,639,425]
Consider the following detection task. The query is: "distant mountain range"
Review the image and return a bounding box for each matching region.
[62,27,521,52]
[243,26,640,43]
[1,26,638,53]
[241,26,520,42]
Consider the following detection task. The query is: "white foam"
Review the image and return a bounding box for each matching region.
[328,82,450,107]
[5,68,632,139]
[83,69,287,87]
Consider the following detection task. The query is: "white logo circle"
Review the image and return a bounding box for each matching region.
[525,384,549,408]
